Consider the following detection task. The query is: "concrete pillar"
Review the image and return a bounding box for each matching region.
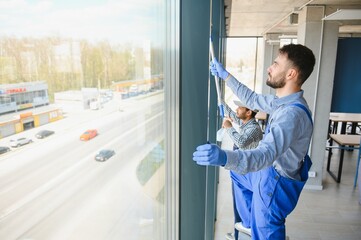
[298,6,339,189]
[261,34,279,95]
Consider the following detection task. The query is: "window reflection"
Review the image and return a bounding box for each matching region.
[0,1,166,239]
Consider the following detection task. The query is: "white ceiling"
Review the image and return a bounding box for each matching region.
[224,0,361,37]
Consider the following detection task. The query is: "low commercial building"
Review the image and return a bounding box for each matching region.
[54,88,99,112]
[0,81,49,115]
[0,108,63,139]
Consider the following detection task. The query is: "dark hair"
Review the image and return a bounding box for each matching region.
[246,108,257,118]
[279,44,316,85]
[250,110,257,118]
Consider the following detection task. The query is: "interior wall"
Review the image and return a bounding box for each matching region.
[331,38,361,113]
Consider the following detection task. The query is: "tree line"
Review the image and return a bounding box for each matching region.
[0,37,161,100]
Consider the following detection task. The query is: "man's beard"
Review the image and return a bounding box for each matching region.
[266,74,286,89]
[236,112,247,121]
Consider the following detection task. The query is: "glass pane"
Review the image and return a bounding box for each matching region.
[255,38,264,94]
[0,1,167,239]
[224,38,259,107]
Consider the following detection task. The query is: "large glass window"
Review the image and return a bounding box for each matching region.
[0,1,172,239]
[224,37,263,108]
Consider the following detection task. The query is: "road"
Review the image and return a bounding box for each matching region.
[0,92,165,240]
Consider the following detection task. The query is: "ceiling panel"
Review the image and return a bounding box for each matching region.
[225,0,361,37]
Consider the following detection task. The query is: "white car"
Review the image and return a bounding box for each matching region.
[10,137,33,148]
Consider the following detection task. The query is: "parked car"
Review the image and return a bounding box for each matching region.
[35,130,55,139]
[0,146,10,155]
[10,137,33,148]
[80,129,98,141]
[95,149,115,162]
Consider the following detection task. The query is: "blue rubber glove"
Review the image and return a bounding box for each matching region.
[193,143,227,166]
[209,57,229,80]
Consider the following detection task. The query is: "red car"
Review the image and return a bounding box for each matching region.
[80,129,98,141]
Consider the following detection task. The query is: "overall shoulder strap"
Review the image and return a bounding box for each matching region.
[289,103,313,178]
[289,103,313,126]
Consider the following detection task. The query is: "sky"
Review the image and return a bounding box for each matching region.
[0,0,164,44]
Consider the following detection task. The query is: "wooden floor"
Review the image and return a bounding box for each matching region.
[214,137,361,240]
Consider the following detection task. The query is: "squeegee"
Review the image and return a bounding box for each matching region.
[209,36,224,118]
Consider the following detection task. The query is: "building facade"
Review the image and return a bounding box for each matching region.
[0,81,49,115]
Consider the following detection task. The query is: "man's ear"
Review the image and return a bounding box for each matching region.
[287,68,298,80]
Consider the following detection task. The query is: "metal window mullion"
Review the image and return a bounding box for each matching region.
[165,0,180,240]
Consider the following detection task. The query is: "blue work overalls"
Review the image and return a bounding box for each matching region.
[230,145,248,240]
[231,103,312,239]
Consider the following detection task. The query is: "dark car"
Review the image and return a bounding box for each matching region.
[0,146,10,155]
[95,149,115,162]
[35,130,55,139]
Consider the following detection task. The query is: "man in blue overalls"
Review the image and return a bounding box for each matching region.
[193,44,315,239]
[221,100,263,240]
